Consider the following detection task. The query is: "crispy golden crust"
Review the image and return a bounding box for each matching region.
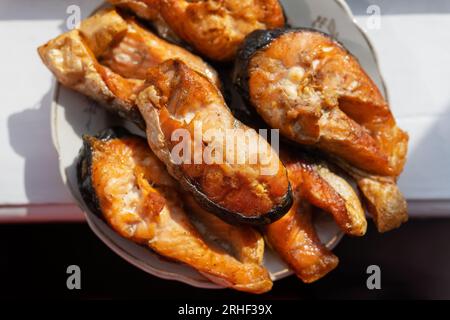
[137,60,290,221]
[358,176,408,233]
[89,136,172,242]
[38,28,144,124]
[107,0,183,44]
[246,30,408,177]
[281,151,367,236]
[265,149,374,282]
[99,18,220,87]
[265,200,339,283]
[335,160,408,233]
[159,0,285,61]
[78,7,129,56]
[107,0,161,20]
[38,8,220,126]
[88,134,272,293]
[183,195,265,265]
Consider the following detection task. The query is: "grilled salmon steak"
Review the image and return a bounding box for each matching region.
[234,28,409,232]
[136,59,292,225]
[77,128,272,293]
[108,0,286,61]
[234,28,408,177]
[38,8,219,127]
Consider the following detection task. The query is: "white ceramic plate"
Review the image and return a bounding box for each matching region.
[51,0,387,289]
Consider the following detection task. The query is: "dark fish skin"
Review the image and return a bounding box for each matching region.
[234,28,288,100]
[77,127,132,218]
[186,178,293,226]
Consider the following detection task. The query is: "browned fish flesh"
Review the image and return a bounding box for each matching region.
[136,59,293,225]
[265,196,339,283]
[265,148,374,282]
[234,28,408,177]
[160,0,285,61]
[334,159,408,233]
[280,150,367,236]
[77,128,273,293]
[38,8,220,127]
[108,0,286,61]
[183,195,265,266]
[108,0,160,20]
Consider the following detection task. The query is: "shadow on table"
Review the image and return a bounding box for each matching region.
[7,85,71,204]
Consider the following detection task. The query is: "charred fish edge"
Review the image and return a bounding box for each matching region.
[77,127,139,218]
[183,177,293,226]
[233,27,352,103]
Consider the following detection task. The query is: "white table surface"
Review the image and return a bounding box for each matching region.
[1,0,449,221]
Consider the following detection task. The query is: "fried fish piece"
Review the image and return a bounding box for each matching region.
[265,195,339,283]
[358,176,408,233]
[265,148,372,282]
[109,0,286,61]
[38,9,144,125]
[334,159,408,233]
[281,150,367,236]
[107,0,183,45]
[78,128,272,293]
[98,17,219,85]
[283,148,406,233]
[136,59,292,225]
[234,28,408,177]
[159,0,285,61]
[38,8,219,127]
